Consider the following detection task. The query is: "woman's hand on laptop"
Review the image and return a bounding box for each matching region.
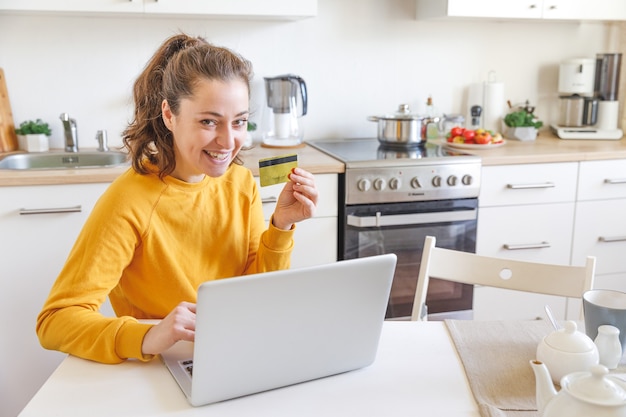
[141,301,196,356]
[271,168,318,230]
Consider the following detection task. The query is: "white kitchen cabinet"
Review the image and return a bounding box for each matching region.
[0,182,110,417]
[475,162,579,321]
[0,0,142,13]
[416,0,626,21]
[572,159,626,281]
[257,173,338,268]
[0,0,317,19]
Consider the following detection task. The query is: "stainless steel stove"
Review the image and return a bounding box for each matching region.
[307,138,482,320]
[307,138,481,205]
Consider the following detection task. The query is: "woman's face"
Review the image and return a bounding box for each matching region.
[162,78,249,182]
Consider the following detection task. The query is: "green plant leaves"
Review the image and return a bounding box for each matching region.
[15,119,52,136]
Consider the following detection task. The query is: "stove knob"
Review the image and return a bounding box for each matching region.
[389,177,401,190]
[373,178,386,191]
[357,178,371,192]
[432,175,442,187]
[447,175,458,186]
[410,177,422,189]
[462,174,473,186]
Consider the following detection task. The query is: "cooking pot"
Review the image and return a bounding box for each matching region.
[368,104,439,147]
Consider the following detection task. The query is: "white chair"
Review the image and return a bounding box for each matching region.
[411,236,596,321]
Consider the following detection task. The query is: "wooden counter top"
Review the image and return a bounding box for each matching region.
[443,132,626,166]
[0,144,345,187]
[2,134,626,186]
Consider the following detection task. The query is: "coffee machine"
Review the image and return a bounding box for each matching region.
[552,53,623,140]
[261,74,308,148]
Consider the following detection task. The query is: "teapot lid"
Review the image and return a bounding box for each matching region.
[563,365,626,405]
[544,321,596,353]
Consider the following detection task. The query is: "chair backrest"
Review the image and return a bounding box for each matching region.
[411,236,596,321]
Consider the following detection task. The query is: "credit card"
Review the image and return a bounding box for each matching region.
[258,154,298,187]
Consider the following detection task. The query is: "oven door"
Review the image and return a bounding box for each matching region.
[342,198,477,320]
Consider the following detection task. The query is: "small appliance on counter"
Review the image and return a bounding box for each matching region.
[551,54,623,140]
[260,74,308,148]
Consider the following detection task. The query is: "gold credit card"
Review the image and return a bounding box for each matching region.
[258,154,298,187]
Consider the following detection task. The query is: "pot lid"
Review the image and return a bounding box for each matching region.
[563,365,626,405]
[369,104,425,121]
[544,321,596,353]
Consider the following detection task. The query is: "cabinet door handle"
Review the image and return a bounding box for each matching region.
[506,182,555,190]
[599,236,626,243]
[19,205,82,215]
[261,197,278,205]
[604,178,626,184]
[503,241,551,250]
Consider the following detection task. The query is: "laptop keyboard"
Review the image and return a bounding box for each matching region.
[179,359,193,377]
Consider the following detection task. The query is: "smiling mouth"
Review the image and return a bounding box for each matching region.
[205,151,230,161]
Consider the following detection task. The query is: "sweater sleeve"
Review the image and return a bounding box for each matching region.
[36,170,156,363]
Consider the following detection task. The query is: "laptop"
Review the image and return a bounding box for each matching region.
[160,253,397,407]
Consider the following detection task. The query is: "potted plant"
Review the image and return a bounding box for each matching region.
[503,103,543,141]
[245,120,257,147]
[15,119,52,152]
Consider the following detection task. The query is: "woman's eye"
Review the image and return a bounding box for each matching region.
[201,119,217,126]
[234,119,247,128]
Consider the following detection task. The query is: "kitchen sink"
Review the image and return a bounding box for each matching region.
[0,150,129,170]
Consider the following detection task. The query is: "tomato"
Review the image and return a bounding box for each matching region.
[450,126,465,138]
[475,131,492,145]
[462,129,476,142]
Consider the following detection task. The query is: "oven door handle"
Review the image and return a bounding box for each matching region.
[347,209,477,228]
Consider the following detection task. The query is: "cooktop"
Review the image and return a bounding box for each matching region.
[306,138,480,169]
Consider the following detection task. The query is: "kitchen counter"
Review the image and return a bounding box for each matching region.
[3,134,626,186]
[0,144,345,186]
[443,131,626,166]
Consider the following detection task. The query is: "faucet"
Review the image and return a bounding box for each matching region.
[95,130,109,152]
[60,113,78,152]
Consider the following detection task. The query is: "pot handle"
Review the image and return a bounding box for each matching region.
[367,116,380,122]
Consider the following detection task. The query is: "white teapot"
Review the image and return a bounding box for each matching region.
[536,320,599,383]
[530,360,626,417]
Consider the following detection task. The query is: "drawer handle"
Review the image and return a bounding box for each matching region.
[503,241,551,250]
[19,205,82,215]
[506,182,555,190]
[261,197,278,205]
[604,178,626,184]
[599,236,626,243]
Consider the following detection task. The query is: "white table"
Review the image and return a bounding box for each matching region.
[19,322,480,416]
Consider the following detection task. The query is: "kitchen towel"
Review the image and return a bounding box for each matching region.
[483,78,505,133]
[445,319,550,417]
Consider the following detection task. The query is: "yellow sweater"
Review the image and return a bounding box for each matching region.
[37,163,294,364]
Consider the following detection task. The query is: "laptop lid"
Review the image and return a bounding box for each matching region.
[161,253,397,406]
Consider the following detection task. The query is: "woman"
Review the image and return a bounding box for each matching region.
[37,33,318,364]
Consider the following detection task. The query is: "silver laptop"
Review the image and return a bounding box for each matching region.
[160,253,397,407]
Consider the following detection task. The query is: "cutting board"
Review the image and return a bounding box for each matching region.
[0,68,18,153]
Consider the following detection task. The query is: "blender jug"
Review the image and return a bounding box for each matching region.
[261,74,308,147]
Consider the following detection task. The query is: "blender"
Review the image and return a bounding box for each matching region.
[552,53,623,140]
[261,74,308,148]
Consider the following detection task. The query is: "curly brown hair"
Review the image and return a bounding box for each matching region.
[122,33,254,177]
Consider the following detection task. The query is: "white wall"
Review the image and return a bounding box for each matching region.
[0,0,619,150]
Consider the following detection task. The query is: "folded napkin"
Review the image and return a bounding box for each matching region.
[445,319,552,417]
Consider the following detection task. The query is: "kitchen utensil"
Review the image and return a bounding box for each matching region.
[531,360,626,417]
[367,104,439,147]
[544,305,560,330]
[583,289,626,352]
[536,320,599,384]
[0,68,18,153]
[261,74,307,148]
